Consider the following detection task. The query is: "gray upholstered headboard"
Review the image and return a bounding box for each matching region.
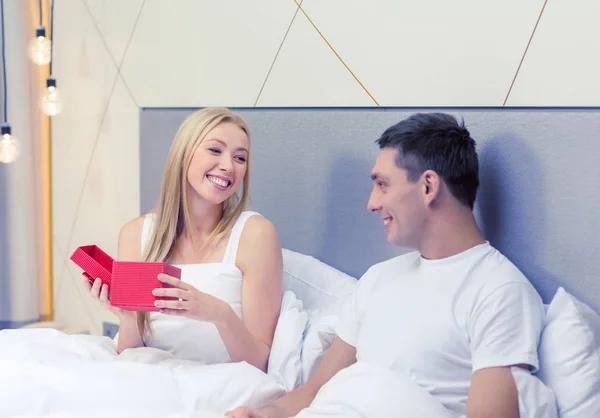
[140,108,600,313]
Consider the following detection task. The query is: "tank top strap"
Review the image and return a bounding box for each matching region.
[140,213,156,256]
[222,211,260,266]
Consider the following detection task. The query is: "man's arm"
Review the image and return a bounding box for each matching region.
[227,337,357,418]
[466,268,545,418]
[466,365,529,418]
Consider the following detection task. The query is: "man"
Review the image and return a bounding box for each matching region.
[227,113,546,417]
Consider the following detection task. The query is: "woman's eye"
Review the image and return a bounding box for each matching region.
[208,148,221,154]
[235,156,247,163]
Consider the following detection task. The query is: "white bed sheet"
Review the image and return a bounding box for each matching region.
[0,329,285,417]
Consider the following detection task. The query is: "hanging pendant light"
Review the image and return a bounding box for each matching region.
[39,77,62,116]
[0,124,20,164]
[28,26,51,65]
[40,0,62,115]
[28,1,50,65]
[0,0,21,164]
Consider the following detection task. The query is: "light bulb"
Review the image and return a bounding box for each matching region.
[0,125,20,164]
[28,27,51,65]
[40,77,63,116]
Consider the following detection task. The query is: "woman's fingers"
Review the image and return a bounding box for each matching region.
[90,278,102,299]
[154,298,190,310]
[157,273,188,289]
[152,287,188,299]
[99,283,110,304]
[158,308,188,316]
[82,274,93,291]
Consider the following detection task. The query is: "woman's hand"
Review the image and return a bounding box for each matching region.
[152,273,232,324]
[84,273,136,321]
[225,406,270,418]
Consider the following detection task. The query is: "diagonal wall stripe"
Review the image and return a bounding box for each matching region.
[254,0,304,106]
[81,0,146,107]
[503,0,549,106]
[294,0,379,106]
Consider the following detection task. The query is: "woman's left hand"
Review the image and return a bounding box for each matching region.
[152,273,231,324]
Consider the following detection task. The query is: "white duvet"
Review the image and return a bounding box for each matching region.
[0,330,553,418]
[0,328,456,418]
[0,329,285,418]
[295,362,456,418]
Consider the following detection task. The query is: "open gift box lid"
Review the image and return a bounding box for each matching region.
[70,245,114,289]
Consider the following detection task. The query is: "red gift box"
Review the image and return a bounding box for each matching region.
[70,245,114,289]
[70,245,181,312]
[110,261,181,312]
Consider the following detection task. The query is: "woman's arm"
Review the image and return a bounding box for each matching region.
[153,215,284,371]
[217,216,283,371]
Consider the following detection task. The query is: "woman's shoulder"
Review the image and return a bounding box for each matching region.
[237,213,281,258]
[117,213,153,259]
[120,214,149,237]
[239,212,278,241]
[236,212,282,275]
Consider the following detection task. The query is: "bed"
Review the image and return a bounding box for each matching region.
[2,246,599,417]
[1,108,598,417]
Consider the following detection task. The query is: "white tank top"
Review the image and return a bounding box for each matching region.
[141,210,259,364]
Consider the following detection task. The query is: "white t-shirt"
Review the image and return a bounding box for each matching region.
[336,242,545,416]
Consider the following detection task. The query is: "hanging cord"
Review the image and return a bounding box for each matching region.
[49,0,54,76]
[1,0,7,123]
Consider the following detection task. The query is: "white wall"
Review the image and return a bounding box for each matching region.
[52,0,600,334]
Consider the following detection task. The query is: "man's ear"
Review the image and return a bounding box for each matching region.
[422,170,441,206]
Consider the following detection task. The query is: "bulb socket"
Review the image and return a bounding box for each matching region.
[46,77,57,88]
[36,27,46,38]
[1,124,11,135]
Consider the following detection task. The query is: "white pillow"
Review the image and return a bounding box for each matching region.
[511,367,558,418]
[281,249,357,384]
[301,312,339,384]
[282,249,357,315]
[537,287,600,418]
[267,290,308,391]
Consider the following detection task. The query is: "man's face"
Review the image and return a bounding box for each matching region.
[367,148,427,248]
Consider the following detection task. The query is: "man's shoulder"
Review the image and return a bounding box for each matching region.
[478,245,531,286]
[472,245,542,305]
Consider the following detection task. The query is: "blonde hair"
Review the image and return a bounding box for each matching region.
[137,107,251,336]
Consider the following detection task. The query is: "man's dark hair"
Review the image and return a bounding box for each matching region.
[376,113,479,209]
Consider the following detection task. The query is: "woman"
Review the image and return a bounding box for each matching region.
[86,107,283,372]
